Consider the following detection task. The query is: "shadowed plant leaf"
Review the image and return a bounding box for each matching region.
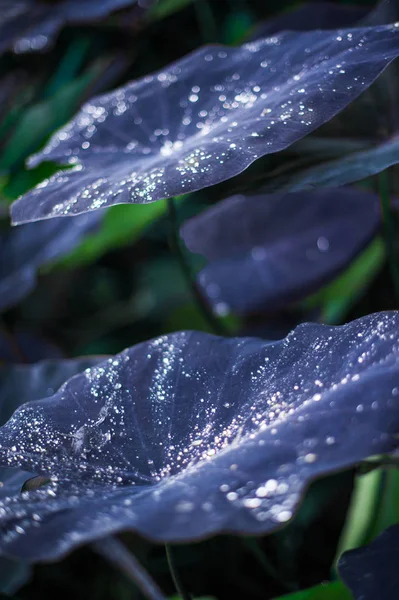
[338,524,399,600]
[0,0,138,55]
[276,139,399,193]
[181,188,380,315]
[0,313,398,562]
[10,23,399,224]
[0,211,102,312]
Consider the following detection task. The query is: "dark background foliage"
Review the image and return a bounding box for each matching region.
[1,0,399,599]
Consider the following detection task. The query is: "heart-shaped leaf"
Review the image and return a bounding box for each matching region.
[10,24,399,224]
[338,524,399,600]
[0,313,398,562]
[181,188,380,315]
[0,0,138,55]
[0,211,101,312]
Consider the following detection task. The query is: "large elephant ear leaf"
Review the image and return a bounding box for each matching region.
[0,313,398,562]
[338,524,399,600]
[0,211,102,312]
[181,188,380,315]
[0,0,138,56]
[10,24,399,224]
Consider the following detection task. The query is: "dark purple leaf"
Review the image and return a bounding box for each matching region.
[0,0,138,55]
[0,211,102,312]
[0,356,103,590]
[250,2,367,40]
[276,139,399,193]
[10,23,399,224]
[181,188,380,315]
[0,313,398,561]
[339,525,399,600]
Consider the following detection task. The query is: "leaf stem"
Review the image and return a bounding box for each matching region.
[92,535,166,600]
[378,171,399,305]
[165,543,191,600]
[167,197,227,336]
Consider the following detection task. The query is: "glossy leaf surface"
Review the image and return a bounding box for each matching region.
[0,356,103,590]
[11,24,399,224]
[181,188,380,315]
[339,524,399,600]
[0,0,137,55]
[0,313,398,561]
[0,211,101,312]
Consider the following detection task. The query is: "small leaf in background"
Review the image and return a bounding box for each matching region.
[339,524,399,600]
[0,313,398,562]
[181,188,380,316]
[11,23,399,223]
[0,211,102,312]
[277,139,399,194]
[0,0,140,56]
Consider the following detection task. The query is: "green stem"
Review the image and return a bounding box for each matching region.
[92,536,166,600]
[165,544,191,600]
[378,171,399,305]
[167,198,227,336]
